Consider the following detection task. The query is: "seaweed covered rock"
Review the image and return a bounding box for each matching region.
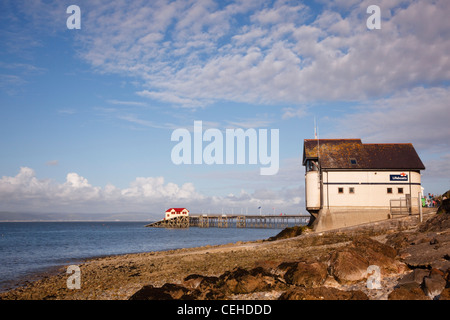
[218,267,287,294]
[437,198,450,214]
[267,226,308,241]
[129,283,199,300]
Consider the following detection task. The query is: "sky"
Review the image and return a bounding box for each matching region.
[0,0,449,218]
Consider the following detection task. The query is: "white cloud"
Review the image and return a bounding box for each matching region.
[6,0,448,107]
[117,114,164,129]
[107,99,148,107]
[136,90,207,108]
[0,167,304,215]
[68,0,450,108]
[0,167,203,213]
[281,106,308,120]
[250,0,308,25]
[225,117,274,129]
[331,87,450,150]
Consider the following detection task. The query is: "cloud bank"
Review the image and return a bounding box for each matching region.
[72,0,450,107]
[0,167,303,216]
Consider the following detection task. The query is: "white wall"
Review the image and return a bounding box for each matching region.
[321,170,422,209]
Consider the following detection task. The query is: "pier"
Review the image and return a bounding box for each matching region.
[145,214,310,229]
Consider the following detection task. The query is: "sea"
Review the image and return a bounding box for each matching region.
[0,221,287,293]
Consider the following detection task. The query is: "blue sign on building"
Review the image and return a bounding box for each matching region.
[390,173,408,181]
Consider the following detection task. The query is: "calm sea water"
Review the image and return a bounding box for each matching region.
[0,222,284,292]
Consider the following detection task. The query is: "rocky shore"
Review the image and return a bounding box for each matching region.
[1,206,449,301]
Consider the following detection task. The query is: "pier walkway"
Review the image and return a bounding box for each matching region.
[145,214,310,229]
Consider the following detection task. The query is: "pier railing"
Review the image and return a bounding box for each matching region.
[146,214,310,229]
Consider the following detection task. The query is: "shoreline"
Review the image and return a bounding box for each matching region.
[1,210,448,300]
[0,229,281,296]
[2,237,277,300]
[0,221,283,294]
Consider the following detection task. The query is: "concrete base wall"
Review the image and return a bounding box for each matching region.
[312,208,393,232]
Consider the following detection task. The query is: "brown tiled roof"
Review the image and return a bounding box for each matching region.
[303,139,425,170]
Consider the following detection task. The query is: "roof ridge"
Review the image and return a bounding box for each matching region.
[364,143,413,145]
[304,138,361,141]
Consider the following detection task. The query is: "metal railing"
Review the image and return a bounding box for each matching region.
[390,194,412,215]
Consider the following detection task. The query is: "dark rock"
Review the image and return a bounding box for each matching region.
[160,283,199,300]
[129,285,176,300]
[385,232,413,251]
[253,259,287,272]
[329,248,369,283]
[423,271,446,300]
[439,288,450,300]
[437,198,450,215]
[419,209,450,232]
[429,268,444,277]
[352,236,397,259]
[389,268,447,300]
[279,287,368,300]
[328,236,402,284]
[352,237,401,274]
[182,274,219,291]
[218,267,286,294]
[388,287,430,300]
[430,237,439,245]
[275,261,300,276]
[397,269,430,289]
[129,283,199,300]
[196,288,226,300]
[445,267,450,283]
[401,232,450,270]
[283,261,328,287]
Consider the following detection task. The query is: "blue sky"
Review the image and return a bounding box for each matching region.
[0,0,449,217]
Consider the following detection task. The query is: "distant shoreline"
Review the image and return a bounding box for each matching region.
[0,211,159,222]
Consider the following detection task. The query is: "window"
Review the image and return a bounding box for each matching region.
[387,188,393,194]
[398,188,404,194]
[350,159,357,165]
[349,187,355,194]
[338,187,344,194]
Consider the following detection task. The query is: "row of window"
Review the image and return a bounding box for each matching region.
[338,187,355,194]
[338,187,404,194]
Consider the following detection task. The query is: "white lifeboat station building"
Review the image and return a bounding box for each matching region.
[165,208,189,220]
[302,139,425,232]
